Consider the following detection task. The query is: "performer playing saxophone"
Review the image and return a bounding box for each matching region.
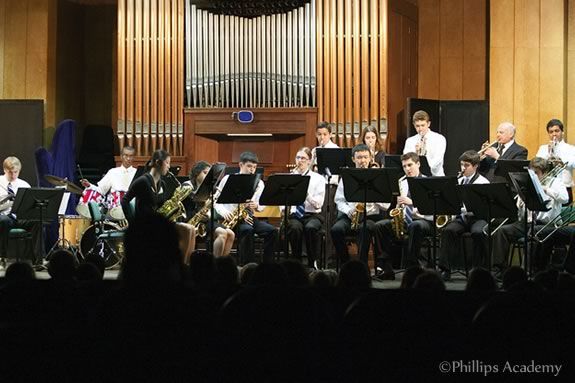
[214,151,277,264]
[329,144,387,268]
[121,149,196,264]
[437,150,490,281]
[374,152,433,280]
[184,161,235,257]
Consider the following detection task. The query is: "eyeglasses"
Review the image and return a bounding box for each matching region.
[295,156,310,161]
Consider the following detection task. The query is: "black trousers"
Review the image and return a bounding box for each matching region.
[376,218,433,267]
[438,217,488,270]
[534,226,575,272]
[286,212,324,265]
[330,213,381,265]
[237,218,278,264]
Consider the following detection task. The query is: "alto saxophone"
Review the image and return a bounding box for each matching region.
[350,203,365,231]
[157,172,194,222]
[221,203,252,230]
[187,188,221,237]
[389,175,407,239]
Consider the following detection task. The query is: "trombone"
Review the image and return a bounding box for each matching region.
[533,204,575,243]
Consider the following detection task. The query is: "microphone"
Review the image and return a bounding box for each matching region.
[325,167,332,178]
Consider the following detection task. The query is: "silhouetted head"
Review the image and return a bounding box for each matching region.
[413,270,445,291]
[400,265,425,289]
[502,266,528,291]
[47,249,77,281]
[466,267,497,292]
[337,260,371,289]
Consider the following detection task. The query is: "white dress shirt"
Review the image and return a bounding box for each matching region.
[0,175,31,215]
[96,166,137,195]
[459,172,489,216]
[334,176,387,218]
[214,174,265,218]
[403,130,446,176]
[312,140,340,185]
[536,140,575,187]
[283,170,326,215]
[398,176,433,221]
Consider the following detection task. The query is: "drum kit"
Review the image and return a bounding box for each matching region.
[45,174,125,269]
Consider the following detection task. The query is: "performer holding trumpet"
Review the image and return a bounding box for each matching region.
[437,150,489,281]
[283,147,326,269]
[330,144,387,268]
[403,110,446,176]
[478,122,528,181]
[535,119,575,203]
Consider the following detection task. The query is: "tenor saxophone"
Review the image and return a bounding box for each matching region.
[221,204,252,230]
[350,203,365,231]
[389,175,407,239]
[156,172,194,222]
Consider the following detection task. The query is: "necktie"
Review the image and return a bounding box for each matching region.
[404,189,413,225]
[7,182,14,196]
[497,144,504,155]
[295,204,306,219]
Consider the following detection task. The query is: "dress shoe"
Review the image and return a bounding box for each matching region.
[441,269,451,282]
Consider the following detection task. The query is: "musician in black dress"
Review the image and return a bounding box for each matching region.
[122,149,195,264]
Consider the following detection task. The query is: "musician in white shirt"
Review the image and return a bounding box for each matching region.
[282,147,326,269]
[535,119,575,203]
[437,150,490,281]
[403,110,446,176]
[492,157,568,272]
[80,146,137,219]
[0,156,41,265]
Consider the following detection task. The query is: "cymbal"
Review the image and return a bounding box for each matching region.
[44,175,83,195]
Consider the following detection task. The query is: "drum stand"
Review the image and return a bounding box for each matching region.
[46,215,81,262]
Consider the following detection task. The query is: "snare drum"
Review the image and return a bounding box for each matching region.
[60,215,91,246]
[107,190,126,220]
[80,222,125,269]
[76,187,103,219]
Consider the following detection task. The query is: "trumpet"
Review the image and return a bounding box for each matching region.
[478,140,500,156]
[416,135,427,156]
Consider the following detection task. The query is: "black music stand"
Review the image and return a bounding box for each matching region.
[224,166,265,177]
[259,174,310,258]
[509,171,550,275]
[340,168,400,270]
[12,187,64,264]
[407,176,461,267]
[494,159,530,186]
[458,183,518,270]
[217,173,260,224]
[192,162,226,252]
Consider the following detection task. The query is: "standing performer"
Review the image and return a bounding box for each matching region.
[184,161,235,257]
[375,152,434,279]
[121,149,195,264]
[79,146,137,220]
[214,151,277,264]
[330,144,387,268]
[403,110,446,176]
[283,147,326,269]
[0,156,42,266]
[535,118,575,203]
[437,150,489,281]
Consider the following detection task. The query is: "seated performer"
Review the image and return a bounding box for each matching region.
[437,150,489,281]
[403,110,446,176]
[214,151,277,264]
[79,145,136,220]
[0,156,42,266]
[121,149,195,264]
[330,144,386,268]
[375,152,433,280]
[535,118,575,203]
[478,121,528,181]
[491,157,568,272]
[359,125,386,166]
[184,161,235,257]
[283,147,326,269]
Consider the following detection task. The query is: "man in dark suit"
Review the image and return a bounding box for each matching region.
[478,122,528,181]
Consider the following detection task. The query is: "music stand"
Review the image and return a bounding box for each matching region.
[224,166,265,177]
[315,148,354,177]
[12,187,64,264]
[340,168,400,269]
[192,162,226,252]
[458,183,518,270]
[259,174,310,258]
[509,171,550,274]
[384,154,432,176]
[217,173,261,225]
[407,177,461,267]
[494,159,530,187]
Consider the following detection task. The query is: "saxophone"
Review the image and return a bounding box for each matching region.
[157,172,194,222]
[389,175,407,239]
[187,188,221,237]
[350,203,365,230]
[221,203,253,230]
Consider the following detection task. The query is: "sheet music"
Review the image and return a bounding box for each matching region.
[527,169,550,204]
[58,191,70,215]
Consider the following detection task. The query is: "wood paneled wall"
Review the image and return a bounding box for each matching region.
[0,0,57,141]
[316,0,388,147]
[117,0,184,157]
[490,0,568,156]
[569,0,575,135]
[418,0,487,100]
